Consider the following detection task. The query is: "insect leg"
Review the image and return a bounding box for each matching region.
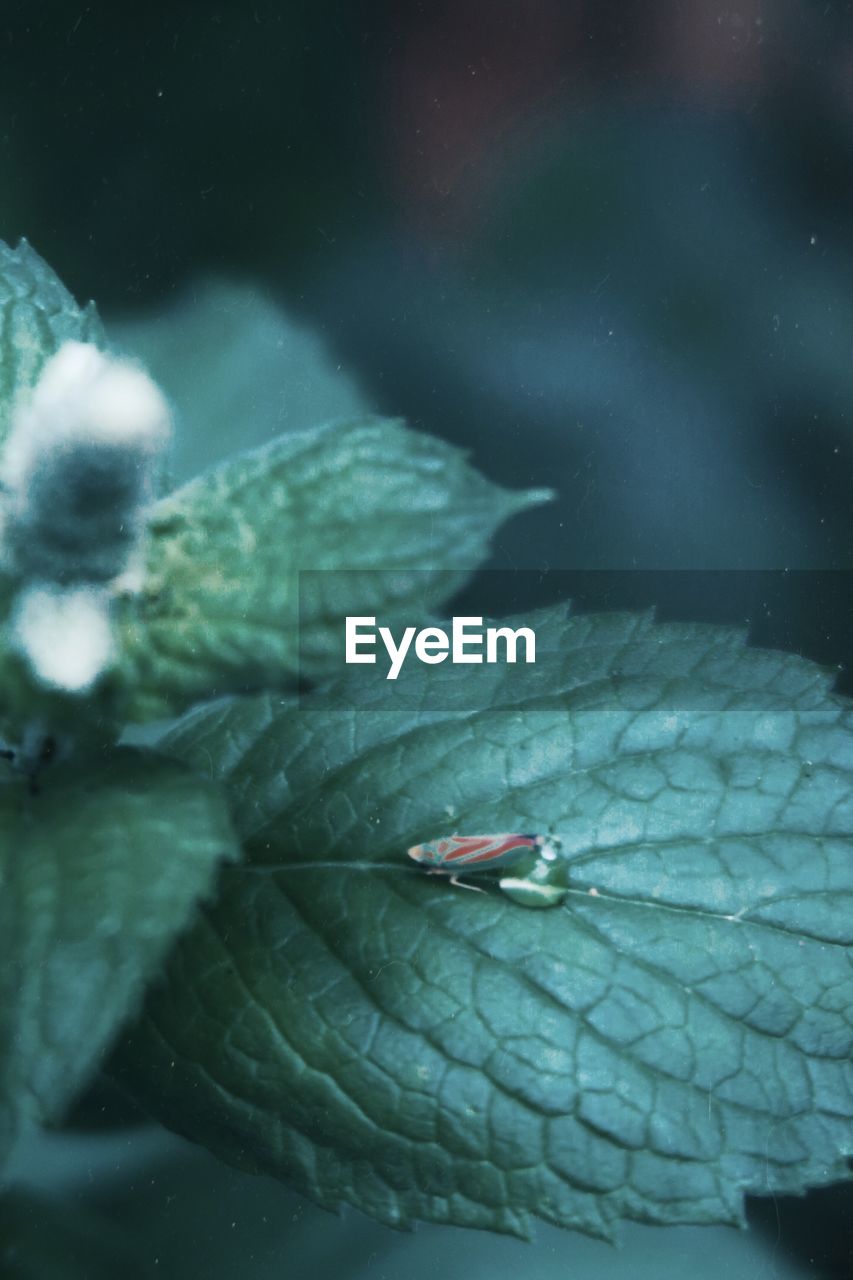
[449,874,487,893]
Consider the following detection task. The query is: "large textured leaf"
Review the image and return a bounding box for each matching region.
[110,607,853,1238]
[118,418,548,717]
[0,239,105,444]
[0,750,238,1172]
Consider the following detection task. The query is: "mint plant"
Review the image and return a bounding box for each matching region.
[1,239,852,1246]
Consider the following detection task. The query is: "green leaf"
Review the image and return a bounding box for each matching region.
[110,279,372,484]
[117,418,549,717]
[110,607,853,1238]
[0,749,238,1171]
[0,239,105,445]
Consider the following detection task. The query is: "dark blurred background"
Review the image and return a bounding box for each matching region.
[7,0,853,579]
[2,2,853,1276]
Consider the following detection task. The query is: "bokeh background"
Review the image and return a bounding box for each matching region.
[2,2,853,1276]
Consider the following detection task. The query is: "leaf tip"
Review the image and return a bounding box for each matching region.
[503,485,556,515]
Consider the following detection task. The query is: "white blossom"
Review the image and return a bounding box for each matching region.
[0,340,171,692]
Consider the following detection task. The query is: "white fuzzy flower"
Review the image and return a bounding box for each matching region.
[11,583,115,693]
[0,340,171,693]
[1,340,171,583]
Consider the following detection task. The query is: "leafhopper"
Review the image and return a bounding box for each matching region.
[407,832,545,887]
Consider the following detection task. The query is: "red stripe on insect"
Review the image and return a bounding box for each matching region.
[445,836,538,863]
[443,837,505,862]
[408,833,541,869]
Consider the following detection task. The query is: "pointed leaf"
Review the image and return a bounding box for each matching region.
[110,608,853,1237]
[0,239,105,446]
[118,418,548,717]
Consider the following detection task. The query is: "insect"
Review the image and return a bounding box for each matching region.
[245,832,568,909]
[407,832,545,890]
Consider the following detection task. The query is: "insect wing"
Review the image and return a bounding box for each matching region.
[439,833,539,868]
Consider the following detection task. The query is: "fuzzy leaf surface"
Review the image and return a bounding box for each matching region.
[119,418,546,716]
[111,609,853,1237]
